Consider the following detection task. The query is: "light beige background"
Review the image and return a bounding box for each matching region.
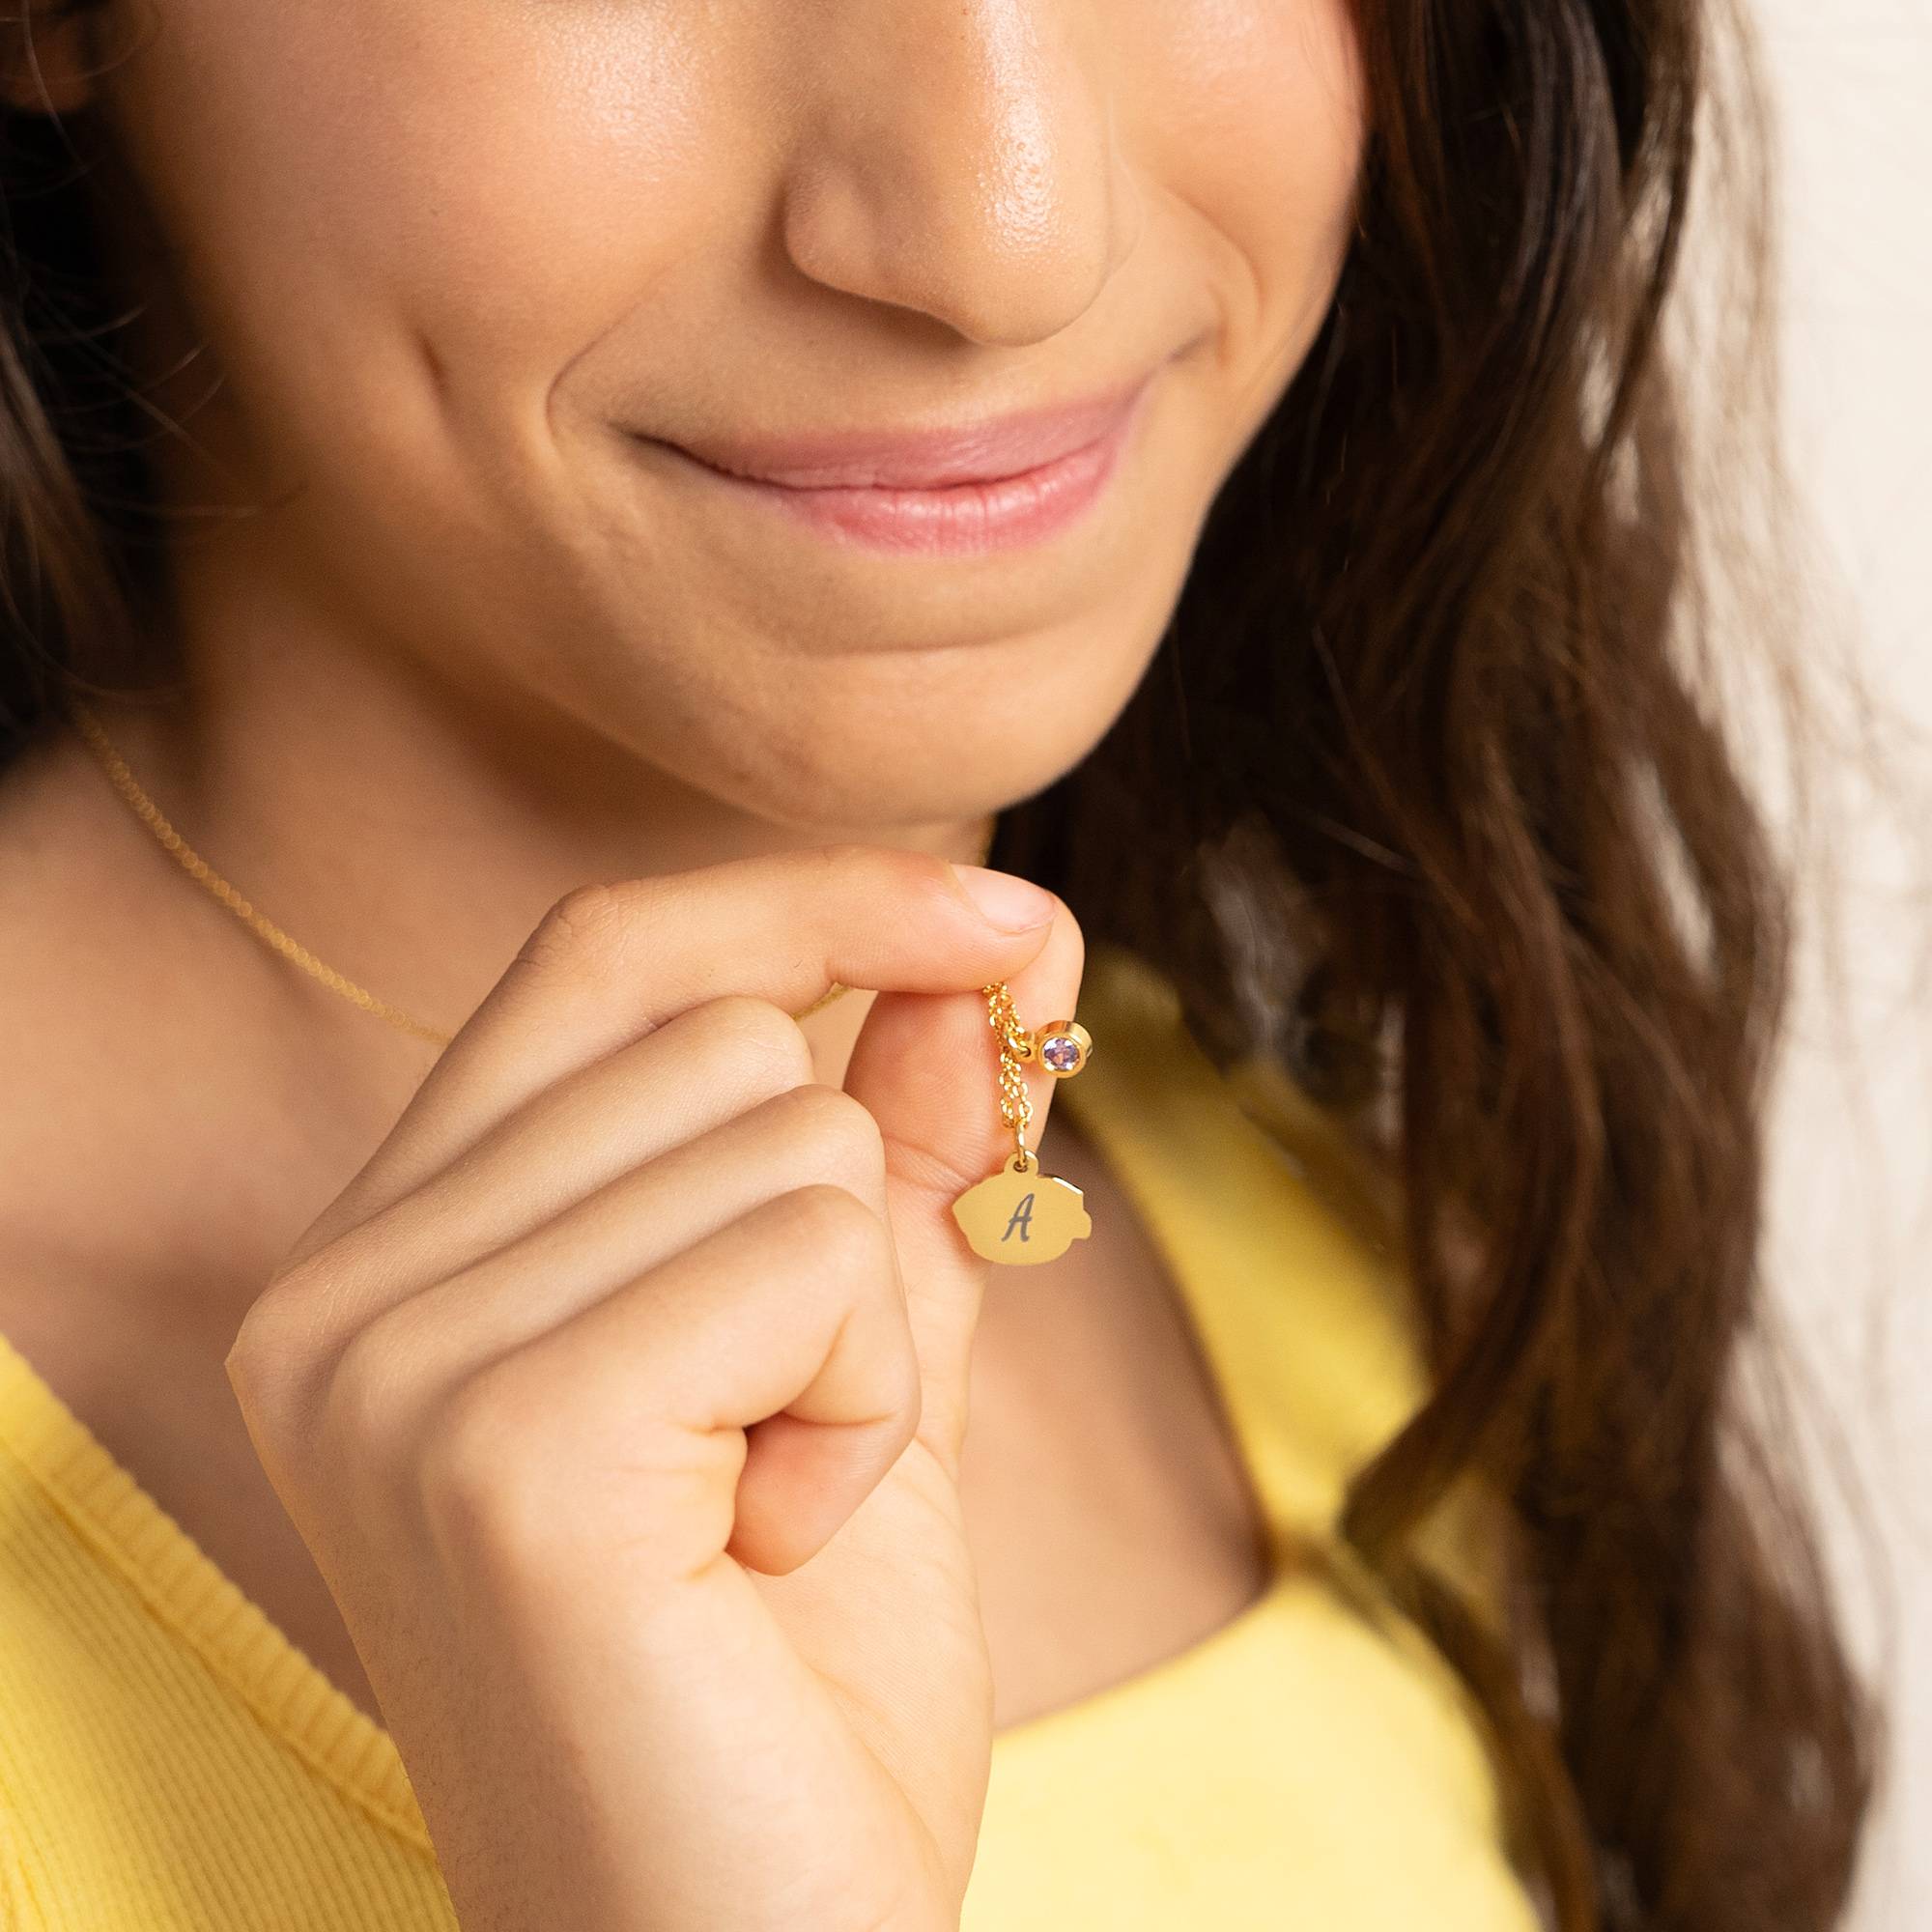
[1753,3,1930,1923]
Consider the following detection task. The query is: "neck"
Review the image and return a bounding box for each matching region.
[76,556,997,1093]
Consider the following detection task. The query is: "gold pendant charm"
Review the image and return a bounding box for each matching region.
[952,1151,1093,1264]
[951,984,1094,1267]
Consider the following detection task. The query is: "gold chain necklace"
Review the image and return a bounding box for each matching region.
[70,697,1094,1264]
[69,699,876,1046]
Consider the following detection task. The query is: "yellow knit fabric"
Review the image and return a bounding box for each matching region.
[0,943,1540,1930]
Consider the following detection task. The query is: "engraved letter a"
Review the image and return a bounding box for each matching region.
[1001,1192,1037,1243]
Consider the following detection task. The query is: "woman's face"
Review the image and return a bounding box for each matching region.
[55,1,1363,827]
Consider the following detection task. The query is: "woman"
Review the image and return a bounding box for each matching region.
[0,0,1878,1927]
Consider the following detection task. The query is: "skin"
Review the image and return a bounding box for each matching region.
[0,1,1365,1925]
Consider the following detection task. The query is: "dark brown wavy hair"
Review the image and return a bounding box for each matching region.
[0,1,1883,1928]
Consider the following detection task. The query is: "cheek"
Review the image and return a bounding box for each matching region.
[1131,1,1365,357]
[100,2,739,467]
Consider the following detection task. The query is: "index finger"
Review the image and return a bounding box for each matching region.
[309,841,1059,1236]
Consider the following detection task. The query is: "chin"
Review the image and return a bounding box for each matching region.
[649,674,1129,835]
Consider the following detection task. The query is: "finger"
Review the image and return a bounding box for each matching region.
[302,844,1056,1250]
[287,992,823,1297]
[326,1080,895,1370]
[840,898,1087,1477]
[423,1183,919,1578]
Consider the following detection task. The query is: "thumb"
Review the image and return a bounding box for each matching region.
[840,890,1087,1477]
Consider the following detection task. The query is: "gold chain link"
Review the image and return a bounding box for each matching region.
[980,980,1038,1171]
[71,700,463,1047]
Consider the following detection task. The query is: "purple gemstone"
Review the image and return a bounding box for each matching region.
[1041,1033,1082,1071]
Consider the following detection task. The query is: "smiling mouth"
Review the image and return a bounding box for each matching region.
[639,369,1159,557]
[665,367,1157,490]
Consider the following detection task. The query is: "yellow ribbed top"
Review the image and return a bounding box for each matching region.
[0,943,1539,1930]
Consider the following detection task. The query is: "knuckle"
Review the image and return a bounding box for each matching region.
[517,879,642,980]
[769,1179,893,1267]
[312,1314,414,1469]
[224,1266,324,1415]
[222,1301,279,1396]
[765,1081,887,1176]
[693,992,816,1091]
[414,1363,552,1555]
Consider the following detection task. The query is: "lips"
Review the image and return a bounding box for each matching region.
[660,369,1156,492]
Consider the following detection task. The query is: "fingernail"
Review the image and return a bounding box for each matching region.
[950,864,1058,932]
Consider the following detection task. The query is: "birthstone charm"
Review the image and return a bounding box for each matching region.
[1032,1020,1091,1076]
[952,1151,1094,1265]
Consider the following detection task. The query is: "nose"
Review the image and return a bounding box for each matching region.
[775,1,1142,348]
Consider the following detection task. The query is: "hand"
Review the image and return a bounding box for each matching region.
[222,842,1082,1932]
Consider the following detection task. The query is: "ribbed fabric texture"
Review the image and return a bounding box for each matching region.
[0,943,1539,1930]
[0,1336,451,1927]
